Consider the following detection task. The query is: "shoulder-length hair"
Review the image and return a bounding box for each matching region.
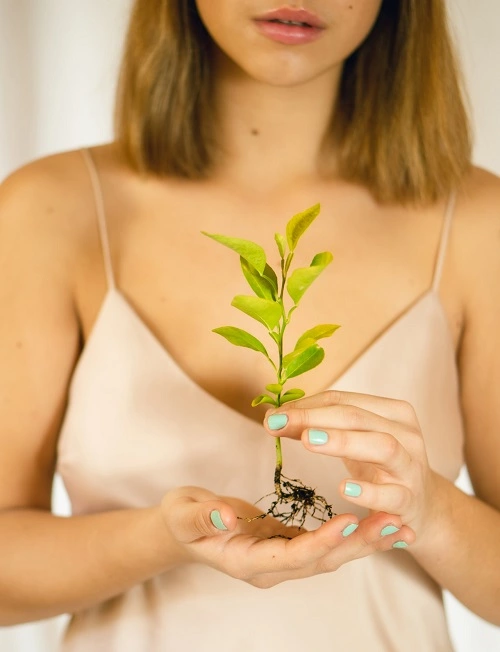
[115,0,471,205]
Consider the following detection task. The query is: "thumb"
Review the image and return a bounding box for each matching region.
[168,497,237,544]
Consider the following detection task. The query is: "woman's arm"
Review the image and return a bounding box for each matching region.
[406,479,500,624]
[0,161,183,624]
[0,507,183,625]
[409,169,500,622]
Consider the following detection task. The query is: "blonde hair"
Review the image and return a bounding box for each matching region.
[115,0,472,205]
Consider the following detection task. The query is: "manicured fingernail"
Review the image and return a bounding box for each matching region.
[392,541,408,549]
[268,414,288,430]
[342,523,359,537]
[308,429,329,445]
[344,482,362,498]
[381,525,400,537]
[210,510,227,531]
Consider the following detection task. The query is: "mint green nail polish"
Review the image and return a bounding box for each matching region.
[342,523,358,537]
[308,429,328,445]
[392,541,408,549]
[210,510,227,531]
[268,414,288,430]
[344,482,362,498]
[381,525,400,537]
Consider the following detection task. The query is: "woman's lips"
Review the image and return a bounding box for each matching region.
[253,7,326,45]
[254,19,324,45]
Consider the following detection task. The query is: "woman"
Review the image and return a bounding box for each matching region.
[0,0,498,650]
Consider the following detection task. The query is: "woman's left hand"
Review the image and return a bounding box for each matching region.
[264,390,438,544]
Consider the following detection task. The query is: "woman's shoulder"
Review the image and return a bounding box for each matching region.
[456,165,500,239]
[453,165,500,312]
[0,142,120,218]
[457,165,500,219]
[0,143,130,312]
[0,143,122,257]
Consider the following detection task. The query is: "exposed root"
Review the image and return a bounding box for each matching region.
[239,469,335,530]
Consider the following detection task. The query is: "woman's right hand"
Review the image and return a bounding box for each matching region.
[160,486,415,589]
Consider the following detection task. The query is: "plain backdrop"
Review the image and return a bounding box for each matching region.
[0,1,499,650]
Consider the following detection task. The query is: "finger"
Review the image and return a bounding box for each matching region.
[251,512,415,586]
[339,478,413,516]
[318,512,416,570]
[166,496,238,543]
[265,403,405,443]
[302,428,411,479]
[269,390,418,425]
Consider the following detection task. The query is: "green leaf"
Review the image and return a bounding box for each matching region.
[283,344,325,380]
[212,326,269,357]
[231,295,283,330]
[240,258,275,300]
[287,267,324,304]
[263,264,279,294]
[280,388,306,404]
[266,383,283,394]
[286,203,321,252]
[284,252,294,275]
[275,233,286,258]
[251,394,277,407]
[311,251,333,267]
[286,305,298,323]
[287,251,333,304]
[295,323,341,351]
[202,233,266,274]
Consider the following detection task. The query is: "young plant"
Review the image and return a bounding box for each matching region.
[202,203,340,528]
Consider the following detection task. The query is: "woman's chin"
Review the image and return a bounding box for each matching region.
[238,59,336,89]
[213,42,337,89]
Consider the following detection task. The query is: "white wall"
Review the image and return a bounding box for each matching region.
[0,0,132,177]
[0,1,499,650]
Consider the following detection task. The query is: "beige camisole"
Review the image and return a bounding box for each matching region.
[56,150,464,651]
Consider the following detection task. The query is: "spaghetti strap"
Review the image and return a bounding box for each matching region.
[432,192,457,292]
[81,148,116,290]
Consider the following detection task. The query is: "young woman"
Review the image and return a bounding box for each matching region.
[0,1,499,650]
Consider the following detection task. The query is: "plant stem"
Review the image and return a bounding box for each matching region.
[274,438,283,493]
[274,253,294,491]
[277,252,293,378]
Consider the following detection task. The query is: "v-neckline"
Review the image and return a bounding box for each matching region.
[72,286,451,428]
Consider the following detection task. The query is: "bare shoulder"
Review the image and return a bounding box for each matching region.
[458,163,499,201]
[1,146,105,245]
[456,166,500,227]
[453,166,500,290]
[0,144,124,288]
[1,148,88,201]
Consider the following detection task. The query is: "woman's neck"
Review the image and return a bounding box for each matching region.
[212,55,343,194]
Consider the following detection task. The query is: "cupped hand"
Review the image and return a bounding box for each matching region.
[159,486,414,589]
[265,390,436,545]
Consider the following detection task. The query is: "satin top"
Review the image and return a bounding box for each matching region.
[56,149,464,651]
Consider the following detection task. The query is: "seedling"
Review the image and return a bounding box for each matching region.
[203,204,340,528]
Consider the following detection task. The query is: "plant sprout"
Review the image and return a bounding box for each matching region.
[202,203,340,528]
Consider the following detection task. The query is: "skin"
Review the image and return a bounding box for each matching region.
[195,0,383,87]
[0,0,499,627]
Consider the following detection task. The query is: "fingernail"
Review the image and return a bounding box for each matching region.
[308,429,329,445]
[344,482,362,498]
[392,541,408,549]
[268,413,288,430]
[342,523,359,537]
[381,525,400,537]
[210,510,227,531]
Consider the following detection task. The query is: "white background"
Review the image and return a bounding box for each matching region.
[0,1,499,650]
